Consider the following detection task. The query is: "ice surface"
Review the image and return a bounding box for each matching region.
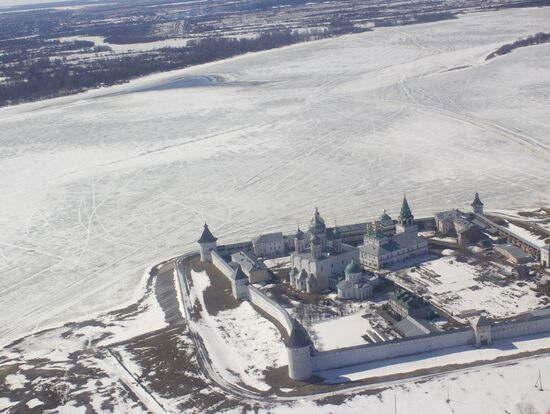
[1,7,550,345]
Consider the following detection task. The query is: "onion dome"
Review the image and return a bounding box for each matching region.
[311,234,321,246]
[308,207,326,236]
[198,223,217,243]
[471,192,484,206]
[295,227,305,240]
[345,259,361,275]
[368,219,386,239]
[380,209,392,222]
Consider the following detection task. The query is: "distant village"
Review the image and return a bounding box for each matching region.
[192,194,550,380]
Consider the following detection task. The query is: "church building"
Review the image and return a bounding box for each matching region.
[289,208,358,293]
[337,259,379,300]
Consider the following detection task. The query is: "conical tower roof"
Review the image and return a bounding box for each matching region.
[233,265,248,281]
[198,223,217,243]
[287,321,311,348]
[399,195,414,220]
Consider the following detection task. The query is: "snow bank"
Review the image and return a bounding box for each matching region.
[189,270,286,391]
[4,373,27,390]
[310,311,373,351]
[409,257,543,318]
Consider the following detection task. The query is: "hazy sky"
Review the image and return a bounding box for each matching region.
[0,0,77,8]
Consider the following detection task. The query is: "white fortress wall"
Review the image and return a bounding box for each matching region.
[312,329,474,372]
[248,286,294,335]
[210,250,294,336]
[211,250,235,281]
[491,316,550,341]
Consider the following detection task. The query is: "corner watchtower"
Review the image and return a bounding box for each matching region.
[198,223,218,262]
[286,321,313,380]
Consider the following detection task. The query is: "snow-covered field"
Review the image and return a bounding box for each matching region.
[1,6,550,352]
[399,256,544,319]
[189,270,286,390]
[228,351,550,414]
[310,311,374,350]
[57,35,191,53]
[318,332,550,384]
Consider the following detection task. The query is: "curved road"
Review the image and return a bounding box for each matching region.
[170,253,550,407]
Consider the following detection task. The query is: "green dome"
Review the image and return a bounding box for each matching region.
[380,209,392,221]
[345,260,361,275]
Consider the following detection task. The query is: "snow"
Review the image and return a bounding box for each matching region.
[0,398,16,410]
[319,333,550,384]
[506,222,546,247]
[4,373,27,389]
[26,398,43,408]
[56,402,87,414]
[310,311,373,350]
[188,270,286,391]
[1,7,550,349]
[223,351,550,414]
[431,236,457,244]
[57,35,190,53]
[262,256,291,269]
[398,256,544,319]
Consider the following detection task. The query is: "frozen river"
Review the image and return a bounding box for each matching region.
[0,7,549,345]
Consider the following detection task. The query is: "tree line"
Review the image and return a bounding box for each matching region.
[0,29,333,107]
[486,32,550,60]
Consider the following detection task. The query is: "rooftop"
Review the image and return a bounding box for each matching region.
[253,232,285,244]
[361,232,426,256]
[198,223,217,243]
[231,251,267,273]
[494,244,531,260]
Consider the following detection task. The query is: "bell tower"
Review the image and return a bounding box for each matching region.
[198,223,218,262]
[396,194,417,234]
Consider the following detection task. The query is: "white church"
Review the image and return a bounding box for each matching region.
[288,196,429,294]
[288,208,358,293]
[336,259,380,300]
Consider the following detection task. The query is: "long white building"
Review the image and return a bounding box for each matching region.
[360,196,429,270]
